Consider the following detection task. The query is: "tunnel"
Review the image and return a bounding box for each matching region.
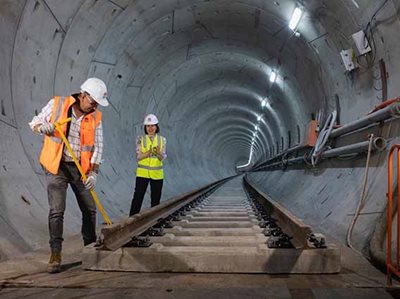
[1,0,400,295]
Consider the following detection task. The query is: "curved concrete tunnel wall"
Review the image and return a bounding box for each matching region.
[1,0,400,261]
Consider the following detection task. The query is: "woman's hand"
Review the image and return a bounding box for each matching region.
[156,146,162,155]
[145,149,152,157]
[148,146,162,160]
[138,149,152,160]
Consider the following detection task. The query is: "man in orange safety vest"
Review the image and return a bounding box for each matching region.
[29,78,109,273]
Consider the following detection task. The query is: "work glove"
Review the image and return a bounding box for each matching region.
[38,122,55,135]
[84,172,97,190]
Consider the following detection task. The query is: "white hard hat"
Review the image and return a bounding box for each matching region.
[80,78,109,107]
[144,114,159,125]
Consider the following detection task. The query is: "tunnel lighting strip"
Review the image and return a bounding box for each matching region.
[269,71,277,83]
[288,7,302,30]
[237,146,254,169]
[261,99,267,108]
[351,0,360,9]
[238,113,264,169]
[237,129,258,169]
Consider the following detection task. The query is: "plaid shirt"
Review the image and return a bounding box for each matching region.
[29,98,103,165]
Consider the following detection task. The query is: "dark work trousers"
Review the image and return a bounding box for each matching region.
[129,177,163,216]
[46,161,96,253]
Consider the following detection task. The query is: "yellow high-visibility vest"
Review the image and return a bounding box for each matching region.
[136,134,164,180]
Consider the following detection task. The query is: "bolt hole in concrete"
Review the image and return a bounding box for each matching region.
[33,1,40,12]
[21,195,31,205]
[1,99,5,116]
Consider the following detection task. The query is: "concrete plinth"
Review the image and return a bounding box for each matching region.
[85,184,341,274]
[82,243,341,273]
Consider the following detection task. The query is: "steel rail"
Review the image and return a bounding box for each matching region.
[244,176,313,248]
[99,176,235,251]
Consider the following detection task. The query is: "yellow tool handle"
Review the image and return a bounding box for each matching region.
[54,119,112,225]
[56,117,72,126]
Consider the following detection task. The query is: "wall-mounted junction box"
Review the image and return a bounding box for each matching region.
[340,49,357,71]
[352,30,372,56]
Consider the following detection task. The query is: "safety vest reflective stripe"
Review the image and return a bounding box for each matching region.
[137,165,163,170]
[50,136,63,144]
[81,145,94,152]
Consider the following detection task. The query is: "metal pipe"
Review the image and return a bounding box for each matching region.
[255,136,387,171]
[330,103,400,138]
[274,144,308,159]
[321,137,387,159]
[255,156,305,171]
[255,138,386,170]
[255,144,310,169]
[287,156,305,164]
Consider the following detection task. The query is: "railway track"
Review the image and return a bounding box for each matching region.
[83,176,340,273]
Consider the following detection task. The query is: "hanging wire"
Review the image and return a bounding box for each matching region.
[346,134,375,253]
[358,0,389,69]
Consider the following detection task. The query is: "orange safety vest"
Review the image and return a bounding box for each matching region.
[39,96,102,175]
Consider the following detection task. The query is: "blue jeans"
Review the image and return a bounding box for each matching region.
[46,161,96,253]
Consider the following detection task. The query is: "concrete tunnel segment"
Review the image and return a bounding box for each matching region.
[0,0,400,262]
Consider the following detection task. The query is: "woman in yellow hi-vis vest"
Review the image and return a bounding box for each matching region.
[129,114,167,216]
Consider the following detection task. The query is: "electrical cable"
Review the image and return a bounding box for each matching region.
[360,0,389,68]
[311,110,337,166]
[345,134,374,253]
[364,0,389,33]
[336,153,360,160]
[353,0,388,70]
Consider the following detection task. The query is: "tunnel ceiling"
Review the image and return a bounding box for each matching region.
[6,0,389,191]
[8,0,339,178]
[2,0,400,259]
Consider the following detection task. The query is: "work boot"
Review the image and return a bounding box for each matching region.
[47,252,61,274]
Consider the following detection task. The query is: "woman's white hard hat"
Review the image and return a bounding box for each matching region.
[80,78,109,107]
[144,114,159,125]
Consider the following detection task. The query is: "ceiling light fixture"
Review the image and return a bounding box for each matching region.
[261,99,267,108]
[270,71,277,83]
[288,7,302,31]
